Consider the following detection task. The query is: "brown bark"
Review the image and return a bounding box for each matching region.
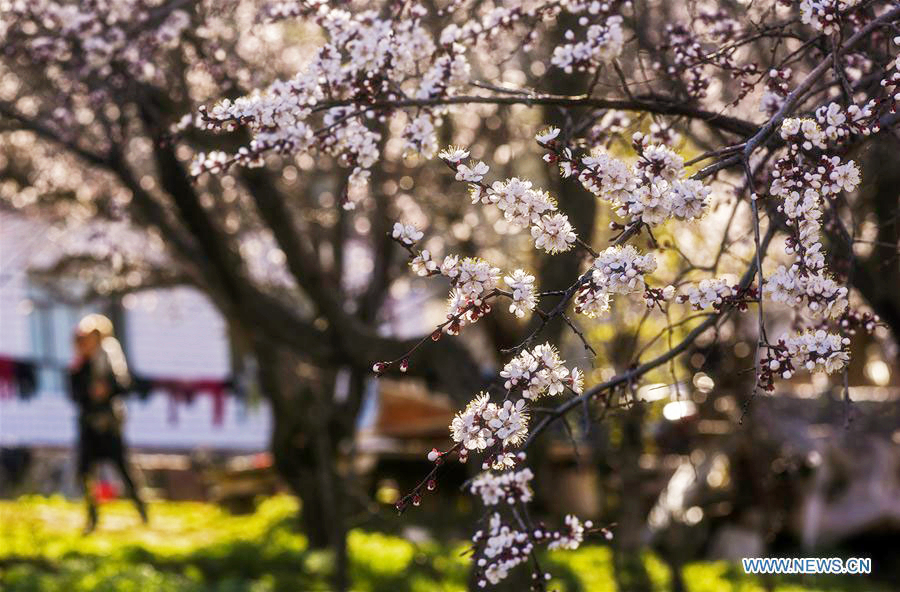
[612,401,653,592]
[254,339,353,590]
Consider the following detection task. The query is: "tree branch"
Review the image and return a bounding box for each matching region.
[524,223,777,447]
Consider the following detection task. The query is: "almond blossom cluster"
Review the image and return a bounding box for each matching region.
[765,265,849,319]
[678,278,734,310]
[405,247,507,334]
[878,40,900,115]
[1,0,192,86]
[798,0,862,34]
[441,256,502,334]
[391,222,424,246]
[450,394,529,467]
[551,15,626,73]
[760,68,793,116]
[442,256,502,301]
[758,330,851,391]
[473,513,534,586]
[500,343,584,400]
[392,227,539,338]
[471,508,594,587]
[657,11,748,100]
[443,343,583,475]
[764,117,860,319]
[467,456,596,587]
[814,102,877,142]
[545,514,588,551]
[677,278,756,312]
[537,130,710,226]
[440,148,577,254]
[783,331,851,374]
[504,270,538,318]
[194,5,472,207]
[575,245,659,317]
[450,343,583,468]
[470,467,535,506]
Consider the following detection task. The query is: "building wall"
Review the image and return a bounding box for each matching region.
[0,212,270,451]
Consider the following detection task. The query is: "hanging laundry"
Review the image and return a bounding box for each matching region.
[0,356,37,400]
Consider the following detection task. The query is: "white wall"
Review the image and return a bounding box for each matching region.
[0,212,270,451]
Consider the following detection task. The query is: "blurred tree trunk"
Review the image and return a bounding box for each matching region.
[254,340,354,591]
[613,401,653,592]
[851,140,900,339]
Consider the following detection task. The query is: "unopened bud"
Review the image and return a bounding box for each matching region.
[372,362,386,374]
[427,448,440,462]
[399,358,409,373]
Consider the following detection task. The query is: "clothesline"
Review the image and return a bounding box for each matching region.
[132,375,237,425]
[0,354,240,425]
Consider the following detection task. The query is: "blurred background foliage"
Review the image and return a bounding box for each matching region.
[0,495,891,592]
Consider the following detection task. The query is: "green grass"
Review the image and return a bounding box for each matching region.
[0,495,467,592]
[0,496,887,591]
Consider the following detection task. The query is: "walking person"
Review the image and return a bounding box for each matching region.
[70,314,147,533]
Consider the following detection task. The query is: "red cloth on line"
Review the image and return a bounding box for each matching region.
[0,357,14,399]
[152,378,229,425]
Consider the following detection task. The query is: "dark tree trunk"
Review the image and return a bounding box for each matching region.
[254,340,354,591]
[613,401,653,592]
[851,141,900,340]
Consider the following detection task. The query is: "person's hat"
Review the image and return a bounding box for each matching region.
[76,314,114,338]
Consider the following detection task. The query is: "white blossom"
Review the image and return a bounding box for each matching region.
[504,269,538,318]
[782,330,851,375]
[572,144,709,226]
[551,16,625,73]
[449,257,501,300]
[470,468,534,506]
[391,222,423,246]
[799,0,861,34]
[500,343,575,400]
[575,245,657,317]
[535,127,561,144]
[476,513,532,585]
[456,161,490,183]
[403,113,438,158]
[439,146,470,163]
[450,394,529,451]
[680,278,735,310]
[765,265,848,319]
[531,213,577,254]
[410,249,438,276]
[547,515,586,551]
[590,245,657,295]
